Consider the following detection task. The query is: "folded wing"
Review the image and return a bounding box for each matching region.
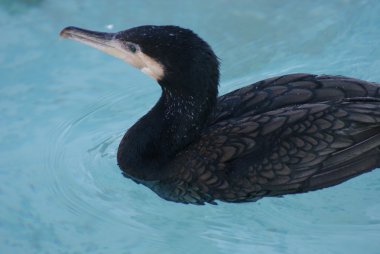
[159,97,380,204]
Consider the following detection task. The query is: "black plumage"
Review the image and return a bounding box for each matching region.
[60,25,380,205]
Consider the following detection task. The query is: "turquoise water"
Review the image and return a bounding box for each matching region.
[1,0,380,253]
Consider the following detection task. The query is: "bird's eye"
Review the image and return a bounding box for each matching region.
[127,44,137,53]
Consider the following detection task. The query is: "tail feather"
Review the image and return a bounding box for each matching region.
[322,133,380,169]
[305,148,380,191]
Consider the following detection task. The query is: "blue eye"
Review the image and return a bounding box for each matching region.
[128,44,137,53]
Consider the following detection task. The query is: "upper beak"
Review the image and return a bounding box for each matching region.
[60,26,165,80]
[59,26,124,59]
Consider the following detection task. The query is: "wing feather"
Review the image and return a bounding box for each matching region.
[158,97,380,204]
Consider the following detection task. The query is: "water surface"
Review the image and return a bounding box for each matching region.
[1,0,380,253]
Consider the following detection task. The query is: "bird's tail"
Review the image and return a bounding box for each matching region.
[306,132,380,191]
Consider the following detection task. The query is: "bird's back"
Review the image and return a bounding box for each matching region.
[210,73,380,123]
[154,74,380,204]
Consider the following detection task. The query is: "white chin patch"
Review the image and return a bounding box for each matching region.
[87,39,165,81]
[123,51,164,81]
[137,52,165,80]
[141,67,158,79]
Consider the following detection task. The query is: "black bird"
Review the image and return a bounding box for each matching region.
[60,25,380,205]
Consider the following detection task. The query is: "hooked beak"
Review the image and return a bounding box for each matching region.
[60,26,165,80]
[59,26,125,59]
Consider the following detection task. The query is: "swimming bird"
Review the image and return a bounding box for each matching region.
[60,25,380,205]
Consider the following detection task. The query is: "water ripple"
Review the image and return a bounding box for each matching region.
[45,92,155,232]
[19,1,380,253]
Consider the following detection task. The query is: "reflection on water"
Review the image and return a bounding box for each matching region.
[1,0,380,253]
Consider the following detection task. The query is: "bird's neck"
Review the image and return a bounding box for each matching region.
[117,85,217,181]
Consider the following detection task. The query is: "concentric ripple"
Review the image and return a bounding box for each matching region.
[46,92,147,225]
[44,86,380,253]
[2,0,380,253]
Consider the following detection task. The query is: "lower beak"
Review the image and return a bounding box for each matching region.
[60,26,165,80]
[60,26,124,59]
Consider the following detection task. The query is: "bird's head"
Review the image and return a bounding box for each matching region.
[60,25,219,95]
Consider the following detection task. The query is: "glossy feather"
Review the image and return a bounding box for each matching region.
[153,74,380,204]
[60,25,380,205]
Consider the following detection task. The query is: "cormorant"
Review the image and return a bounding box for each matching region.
[60,25,380,205]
